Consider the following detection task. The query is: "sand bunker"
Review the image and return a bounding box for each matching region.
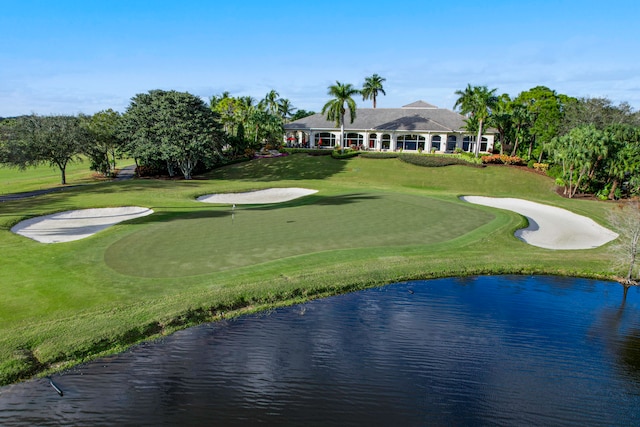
[461,196,618,250]
[11,207,154,243]
[197,187,318,204]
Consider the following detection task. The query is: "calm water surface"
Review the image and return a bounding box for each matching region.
[2,276,640,426]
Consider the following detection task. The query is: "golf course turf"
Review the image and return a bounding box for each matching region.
[0,154,623,385]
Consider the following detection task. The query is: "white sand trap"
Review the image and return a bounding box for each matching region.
[11,207,154,243]
[461,196,618,250]
[197,187,318,204]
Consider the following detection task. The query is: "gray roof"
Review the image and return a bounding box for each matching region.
[284,100,470,133]
[402,100,438,109]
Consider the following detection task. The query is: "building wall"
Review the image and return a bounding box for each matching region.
[285,130,495,153]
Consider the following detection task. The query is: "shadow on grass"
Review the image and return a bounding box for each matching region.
[0,155,346,217]
[244,193,382,211]
[204,154,348,182]
[0,180,201,217]
[127,208,231,224]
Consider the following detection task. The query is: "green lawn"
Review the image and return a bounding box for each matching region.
[0,158,135,194]
[0,154,622,385]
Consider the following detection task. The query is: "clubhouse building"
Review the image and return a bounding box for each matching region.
[284,101,495,154]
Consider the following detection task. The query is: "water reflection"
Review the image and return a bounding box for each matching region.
[1,276,640,426]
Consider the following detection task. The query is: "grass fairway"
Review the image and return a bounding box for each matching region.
[0,154,622,385]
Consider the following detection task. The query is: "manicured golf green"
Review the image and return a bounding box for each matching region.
[105,192,493,277]
[0,154,622,385]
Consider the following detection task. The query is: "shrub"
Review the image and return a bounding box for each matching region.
[482,154,526,166]
[359,152,399,159]
[597,183,622,200]
[546,164,563,179]
[331,149,360,159]
[399,153,478,167]
[527,159,536,168]
[533,163,549,172]
[281,148,332,156]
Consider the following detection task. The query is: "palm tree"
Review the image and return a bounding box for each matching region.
[454,84,498,157]
[322,81,359,149]
[490,94,513,155]
[277,98,296,122]
[259,90,280,115]
[361,74,386,108]
[209,91,230,110]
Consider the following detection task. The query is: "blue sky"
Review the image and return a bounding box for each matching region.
[1,0,639,117]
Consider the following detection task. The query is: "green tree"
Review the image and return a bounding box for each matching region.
[212,96,242,135]
[277,98,296,122]
[290,109,315,121]
[4,115,90,184]
[361,74,386,108]
[85,109,123,177]
[490,93,513,155]
[548,124,608,198]
[259,89,281,115]
[0,118,17,162]
[120,90,223,180]
[209,91,231,110]
[322,81,359,148]
[514,86,573,161]
[247,109,284,148]
[453,84,498,157]
[603,124,640,199]
[509,103,533,157]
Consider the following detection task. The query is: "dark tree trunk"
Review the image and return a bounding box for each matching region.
[609,179,619,200]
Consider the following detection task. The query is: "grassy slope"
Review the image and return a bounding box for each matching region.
[0,158,135,194]
[0,154,621,384]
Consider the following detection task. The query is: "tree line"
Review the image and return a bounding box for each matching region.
[0,89,315,183]
[0,73,386,183]
[1,77,639,200]
[452,85,640,200]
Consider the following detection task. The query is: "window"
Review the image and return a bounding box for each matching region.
[345,133,363,148]
[315,132,336,147]
[397,134,424,151]
[431,135,441,151]
[381,134,391,150]
[463,136,471,152]
[447,136,457,152]
[369,133,377,149]
[480,137,488,152]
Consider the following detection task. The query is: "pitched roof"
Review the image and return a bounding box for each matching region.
[284,101,469,133]
[402,100,438,109]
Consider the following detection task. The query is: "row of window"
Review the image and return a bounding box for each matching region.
[313,133,487,151]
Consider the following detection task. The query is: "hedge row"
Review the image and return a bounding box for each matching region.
[281,148,332,156]
[399,154,481,167]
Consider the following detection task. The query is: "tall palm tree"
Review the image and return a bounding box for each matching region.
[361,74,386,108]
[209,91,230,110]
[490,93,513,155]
[454,84,498,157]
[322,81,359,148]
[277,98,296,122]
[259,90,281,115]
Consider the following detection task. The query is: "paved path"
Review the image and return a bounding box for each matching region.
[0,165,136,202]
[114,164,136,181]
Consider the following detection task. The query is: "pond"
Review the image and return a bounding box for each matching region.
[1,276,640,426]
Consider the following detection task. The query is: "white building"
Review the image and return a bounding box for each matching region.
[284,100,496,154]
